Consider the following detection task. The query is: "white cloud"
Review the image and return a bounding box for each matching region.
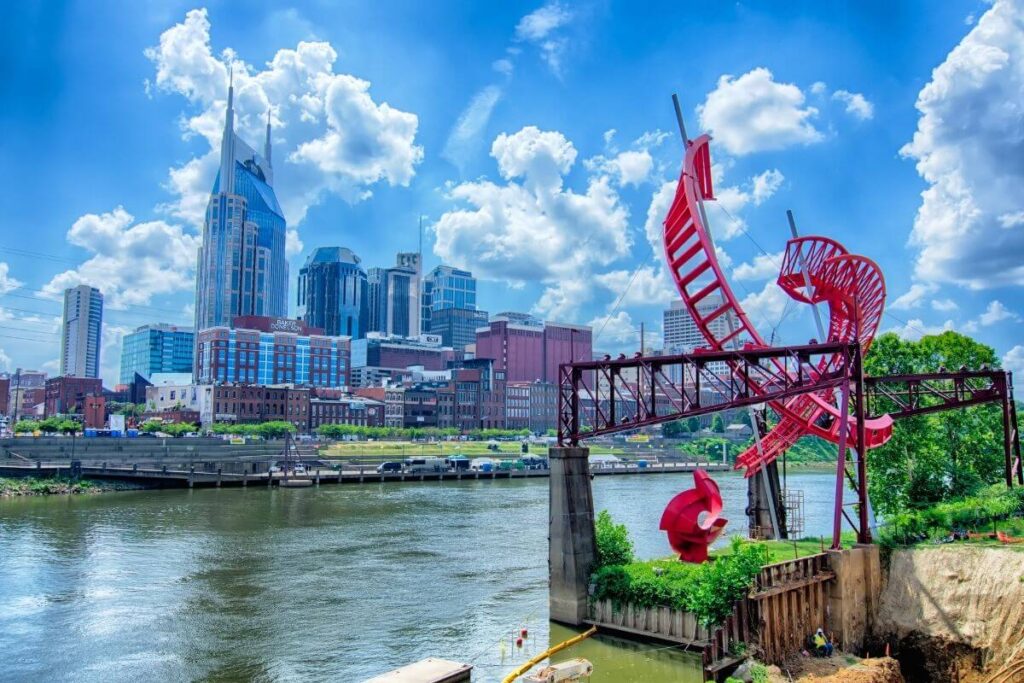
[643,180,677,258]
[0,347,10,372]
[443,85,503,171]
[585,149,654,187]
[594,266,676,307]
[147,8,422,234]
[810,81,828,95]
[900,0,1024,289]
[890,282,939,310]
[888,318,955,341]
[0,262,24,295]
[931,298,959,312]
[492,58,514,76]
[100,324,132,387]
[733,251,784,281]
[832,90,874,120]
[634,129,671,149]
[1003,345,1024,373]
[999,210,1024,228]
[514,2,574,76]
[739,281,790,330]
[751,169,785,204]
[978,299,1020,325]
[435,126,630,319]
[38,207,200,309]
[588,310,638,346]
[698,67,822,156]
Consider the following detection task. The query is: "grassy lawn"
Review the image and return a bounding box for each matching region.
[901,516,1024,552]
[709,532,862,564]
[319,440,624,458]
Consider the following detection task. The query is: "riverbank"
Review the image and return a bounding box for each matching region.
[0,476,144,497]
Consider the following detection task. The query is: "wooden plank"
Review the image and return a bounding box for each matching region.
[749,571,836,600]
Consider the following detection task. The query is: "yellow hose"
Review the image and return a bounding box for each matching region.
[501,626,598,683]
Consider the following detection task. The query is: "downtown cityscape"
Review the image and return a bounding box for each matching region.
[3,2,1024,683]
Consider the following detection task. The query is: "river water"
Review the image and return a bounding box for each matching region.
[0,470,839,682]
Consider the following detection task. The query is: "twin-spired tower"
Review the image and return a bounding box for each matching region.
[193,72,288,335]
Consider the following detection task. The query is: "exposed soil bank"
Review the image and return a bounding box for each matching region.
[766,653,904,682]
[872,547,1024,681]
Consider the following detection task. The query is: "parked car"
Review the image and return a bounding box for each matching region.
[522,456,548,470]
[376,461,402,473]
[445,456,471,471]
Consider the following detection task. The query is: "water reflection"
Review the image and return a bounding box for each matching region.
[0,471,837,682]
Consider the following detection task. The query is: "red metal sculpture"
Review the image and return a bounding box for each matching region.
[662,133,893,477]
[660,469,728,563]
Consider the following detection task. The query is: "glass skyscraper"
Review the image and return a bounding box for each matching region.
[297,247,368,339]
[425,265,477,312]
[119,324,194,385]
[424,265,484,350]
[194,73,288,334]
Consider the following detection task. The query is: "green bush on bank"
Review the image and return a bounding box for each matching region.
[880,484,1024,545]
[315,424,529,440]
[591,511,767,626]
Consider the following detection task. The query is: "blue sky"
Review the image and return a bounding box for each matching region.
[1,0,1022,386]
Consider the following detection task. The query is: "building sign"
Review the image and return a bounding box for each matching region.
[418,334,442,346]
[625,434,649,443]
[269,317,303,333]
[109,414,125,432]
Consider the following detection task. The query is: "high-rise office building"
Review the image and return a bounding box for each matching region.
[297,247,368,339]
[475,315,592,383]
[430,307,488,350]
[425,265,477,312]
[119,323,194,385]
[424,265,483,350]
[367,254,421,337]
[663,295,730,352]
[60,285,103,379]
[194,74,288,333]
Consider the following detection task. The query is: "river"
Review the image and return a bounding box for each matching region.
[0,470,840,682]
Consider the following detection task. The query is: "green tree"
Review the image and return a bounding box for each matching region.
[662,420,687,437]
[594,510,634,568]
[711,414,725,433]
[686,417,700,433]
[864,331,1004,515]
[13,419,40,434]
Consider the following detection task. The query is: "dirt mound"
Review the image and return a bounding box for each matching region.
[766,654,903,683]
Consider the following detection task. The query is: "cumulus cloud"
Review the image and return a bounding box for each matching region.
[585,149,655,187]
[733,252,784,281]
[146,8,422,240]
[594,266,676,307]
[739,281,791,330]
[1003,345,1024,373]
[588,310,638,347]
[900,0,1024,289]
[698,68,822,155]
[434,126,630,319]
[890,282,939,310]
[832,90,874,120]
[978,299,1020,325]
[38,207,200,309]
[931,298,959,312]
[888,317,955,341]
[0,262,24,295]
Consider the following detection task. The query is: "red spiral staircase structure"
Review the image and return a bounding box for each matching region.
[663,133,893,476]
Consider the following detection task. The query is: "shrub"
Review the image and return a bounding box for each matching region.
[590,537,766,626]
[594,510,634,568]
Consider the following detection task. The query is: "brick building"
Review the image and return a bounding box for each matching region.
[475,316,592,383]
[210,384,311,432]
[44,376,103,417]
[309,395,384,431]
[83,395,106,429]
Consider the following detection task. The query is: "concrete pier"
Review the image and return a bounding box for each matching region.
[549,446,597,626]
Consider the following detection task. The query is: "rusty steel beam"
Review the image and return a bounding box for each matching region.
[557,342,854,446]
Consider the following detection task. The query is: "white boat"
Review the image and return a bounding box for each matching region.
[279,478,312,488]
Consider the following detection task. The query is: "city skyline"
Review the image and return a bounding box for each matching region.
[1,1,1023,388]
